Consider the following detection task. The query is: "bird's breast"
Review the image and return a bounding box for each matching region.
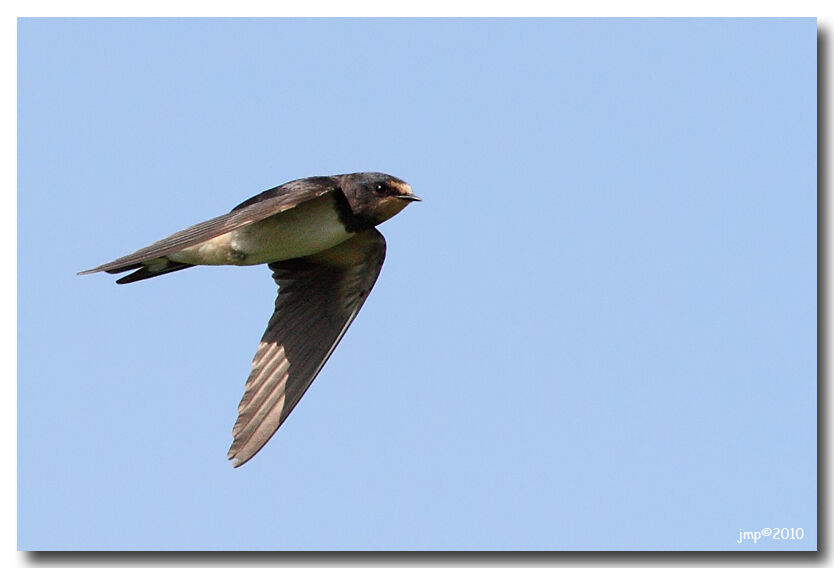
[171,194,353,266]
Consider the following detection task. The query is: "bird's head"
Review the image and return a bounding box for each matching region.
[338,172,420,226]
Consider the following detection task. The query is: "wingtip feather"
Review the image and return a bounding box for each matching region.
[227,448,249,468]
[77,268,101,276]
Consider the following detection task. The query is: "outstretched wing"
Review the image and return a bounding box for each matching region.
[227,229,387,467]
[78,177,337,275]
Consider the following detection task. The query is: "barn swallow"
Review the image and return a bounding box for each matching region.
[79,172,419,466]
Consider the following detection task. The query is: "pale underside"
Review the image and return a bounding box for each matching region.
[168,194,353,266]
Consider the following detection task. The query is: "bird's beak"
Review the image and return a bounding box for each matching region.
[395,194,422,202]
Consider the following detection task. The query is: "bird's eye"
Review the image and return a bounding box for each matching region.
[374,183,387,195]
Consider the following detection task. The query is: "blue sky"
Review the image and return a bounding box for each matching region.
[18,18,816,550]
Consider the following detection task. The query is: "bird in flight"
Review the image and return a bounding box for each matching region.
[79,172,420,466]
